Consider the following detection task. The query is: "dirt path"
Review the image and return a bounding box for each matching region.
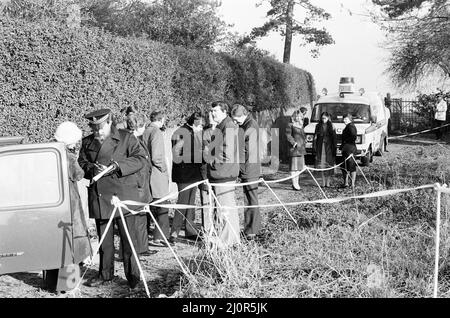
[0,135,446,298]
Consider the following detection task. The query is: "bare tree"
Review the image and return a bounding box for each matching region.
[372,0,450,88]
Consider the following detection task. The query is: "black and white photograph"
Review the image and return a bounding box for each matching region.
[0,0,449,303]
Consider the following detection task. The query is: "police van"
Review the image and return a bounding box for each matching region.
[304,77,389,166]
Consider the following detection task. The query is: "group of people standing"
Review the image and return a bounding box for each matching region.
[286,108,359,190]
[47,99,362,292]
[50,100,263,291]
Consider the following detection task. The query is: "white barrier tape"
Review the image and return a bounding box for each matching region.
[306,169,328,200]
[388,123,450,140]
[352,155,371,186]
[209,155,356,188]
[111,184,436,212]
[142,205,195,281]
[117,206,151,298]
[433,188,442,298]
[214,184,436,209]
[110,200,194,282]
[73,206,118,294]
[264,169,306,184]
[437,185,450,194]
[261,179,299,227]
[150,179,209,206]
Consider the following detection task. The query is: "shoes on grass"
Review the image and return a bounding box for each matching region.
[149,239,174,247]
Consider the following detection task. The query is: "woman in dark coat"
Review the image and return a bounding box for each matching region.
[286,110,306,190]
[313,112,337,187]
[340,113,357,188]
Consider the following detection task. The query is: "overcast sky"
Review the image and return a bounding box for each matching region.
[217,0,438,99]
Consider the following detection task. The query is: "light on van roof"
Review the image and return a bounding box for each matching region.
[339,77,355,84]
[322,88,328,96]
[359,88,365,96]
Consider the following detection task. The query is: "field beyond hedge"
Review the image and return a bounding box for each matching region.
[0,16,316,143]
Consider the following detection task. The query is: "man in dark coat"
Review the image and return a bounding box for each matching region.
[78,108,147,288]
[206,101,240,247]
[170,112,204,243]
[231,104,261,240]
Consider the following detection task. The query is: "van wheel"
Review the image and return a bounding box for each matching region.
[361,148,372,167]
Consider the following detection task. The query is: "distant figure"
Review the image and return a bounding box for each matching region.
[300,107,309,127]
[384,93,392,109]
[313,112,337,188]
[117,103,139,130]
[384,93,392,139]
[231,104,261,241]
[435,95,447,140]
[385,107,391,152]
[339,114,357,189]
[286,110,306,191]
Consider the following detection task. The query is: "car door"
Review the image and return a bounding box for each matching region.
[0,142,72,274]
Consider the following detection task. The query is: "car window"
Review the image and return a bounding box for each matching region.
[0,149,62,209]
[312,103,371,123]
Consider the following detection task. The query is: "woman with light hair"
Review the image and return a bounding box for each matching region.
[43,121,91,293]
[286,110,306,190]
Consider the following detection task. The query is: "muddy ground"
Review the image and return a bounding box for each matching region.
[0,134,447,298]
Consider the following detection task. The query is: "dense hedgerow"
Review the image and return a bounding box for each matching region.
[0,16,316,142]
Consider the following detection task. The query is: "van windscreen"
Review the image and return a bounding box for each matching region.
[312,103,371,123]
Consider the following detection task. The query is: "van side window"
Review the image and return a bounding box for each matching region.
[0,150,62,209]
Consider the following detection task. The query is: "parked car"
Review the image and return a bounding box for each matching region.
[0,136,79,290]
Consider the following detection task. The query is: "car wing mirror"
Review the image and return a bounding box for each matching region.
[370,115,377,124]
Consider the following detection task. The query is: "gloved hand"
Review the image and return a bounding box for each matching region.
[93,161,120,177]
[93,163,108,176]
[106,160,120,176]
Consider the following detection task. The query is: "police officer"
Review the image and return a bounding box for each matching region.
[78,108,147,289]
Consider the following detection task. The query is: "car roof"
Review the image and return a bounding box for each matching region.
[316,93,370,105]
[0,136,25,147]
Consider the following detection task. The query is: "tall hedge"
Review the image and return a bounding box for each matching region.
[0,16,316,142]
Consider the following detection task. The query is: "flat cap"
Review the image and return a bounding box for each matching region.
[84,108,111,124]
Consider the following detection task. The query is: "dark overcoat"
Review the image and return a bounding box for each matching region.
[136,134,153,204]
[206,116,240,182]
[171,123,203,184]
[78,126,147,220]
[238,115,261,181]
[340,122,357,155]
[313,122,337,167]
